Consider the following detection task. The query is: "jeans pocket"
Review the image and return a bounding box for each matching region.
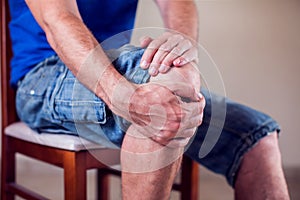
[16,56,62,125]
[18,56,64,95]
[53,72,107,124]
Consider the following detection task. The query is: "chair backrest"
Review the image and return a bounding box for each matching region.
[1,0,18,130]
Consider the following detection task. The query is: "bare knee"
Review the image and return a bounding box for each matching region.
[150,62,201,90]
[235,132,289,200]
[242,132,281,167]
[236,132,283,184]
[121,126,183,173]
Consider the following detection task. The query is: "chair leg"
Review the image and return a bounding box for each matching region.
[180,156,199,200]
[1,137,16,200]
[63,152,87,200]
[97,169,110,200]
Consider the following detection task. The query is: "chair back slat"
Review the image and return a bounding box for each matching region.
[1,0,17,130]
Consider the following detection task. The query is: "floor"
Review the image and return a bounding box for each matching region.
[13,154,300,200]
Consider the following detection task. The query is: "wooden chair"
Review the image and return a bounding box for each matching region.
[0,0,199,199]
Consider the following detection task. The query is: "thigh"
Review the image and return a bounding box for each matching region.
[184,89,280,187]
[16,46,151,148]
[16,56,74,132]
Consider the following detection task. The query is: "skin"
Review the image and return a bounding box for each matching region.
[121,62,202,200]
[25,0,203,199]
[122,1,202,199]
[24,0,290,199]
[25,0,203,144]
[140,0,199,75]
[235,133,290,200]
[137,1,290,199]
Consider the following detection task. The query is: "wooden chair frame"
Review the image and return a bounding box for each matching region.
[1,0,199,199]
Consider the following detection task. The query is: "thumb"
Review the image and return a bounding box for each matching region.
[172,84,203,102]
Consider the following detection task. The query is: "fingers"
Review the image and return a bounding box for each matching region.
[173,46,199,67]
[127,83,205,147]
[140,33,171,70]
[149,35,187,75]
[153,98,205,146]
[131,96,205,147]
[151,127,197,148]
[181,97,205,119]
[166,82,202,102]
[139,36,153,48]
[140,32,198,76]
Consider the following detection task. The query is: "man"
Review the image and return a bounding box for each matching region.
[9,0,289,199]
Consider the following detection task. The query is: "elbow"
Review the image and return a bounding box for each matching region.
[41,10,70,31]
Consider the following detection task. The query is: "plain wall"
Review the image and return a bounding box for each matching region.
[134,0,300,167]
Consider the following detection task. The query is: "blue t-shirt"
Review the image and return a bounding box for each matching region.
[8,0,139,88]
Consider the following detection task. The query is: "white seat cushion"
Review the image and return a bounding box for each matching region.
[4,122,106,151]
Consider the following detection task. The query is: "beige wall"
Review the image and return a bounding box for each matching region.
[134,0,300,167]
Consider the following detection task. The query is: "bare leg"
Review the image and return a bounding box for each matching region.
[121,126,183,200]
[121,63,200,199]
[235,132,290,200]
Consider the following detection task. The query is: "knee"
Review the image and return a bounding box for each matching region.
[176,62,201,89]
[150,62,201,90]
[240,132,282,173]
[121,126,184,173]
[248,132,280,158]
[253,132,280,154]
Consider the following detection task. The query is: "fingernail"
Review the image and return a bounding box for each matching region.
[141,60,148,68]
[158,64,167,73]
[149,66,158,75]
[197,92,203,99]
[174,59,181,66]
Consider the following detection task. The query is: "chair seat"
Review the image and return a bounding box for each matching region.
[5,122,106,151]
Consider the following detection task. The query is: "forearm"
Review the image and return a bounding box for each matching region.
[155,0,199,41]
[25,0,131,110]
[49,16,134,110]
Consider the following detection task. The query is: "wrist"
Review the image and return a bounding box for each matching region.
[107,77,137,119]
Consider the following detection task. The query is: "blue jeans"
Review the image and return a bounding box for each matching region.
[16,45,280,186]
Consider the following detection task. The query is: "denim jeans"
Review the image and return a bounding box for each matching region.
[16,45,280,186]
